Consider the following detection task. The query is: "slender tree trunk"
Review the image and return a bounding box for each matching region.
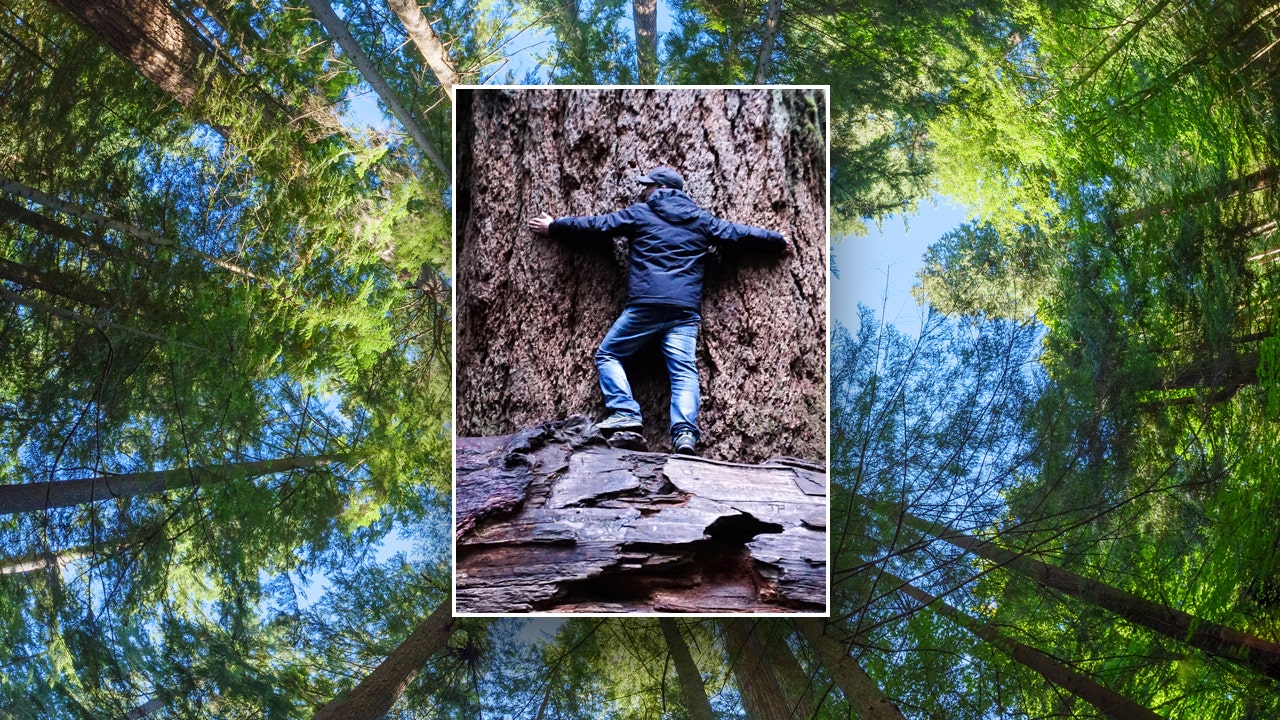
[118,696,165,720]
[302,0,448,177]
[889,574,1164,720]
[659,618,717,720]
[0,455,342,516]
[456,88,827,463]
[632,0,658,83]
[0,257,115,309]
[387,0,461,102]
[754,0,783,83]
[0,175,266,283]
[312,595,455,720]
[0,196,151,268]
[898,510,1280,682]
[1116,166,1278,228]
[0,548,91,575]
[48,0,204,104]
[793,618,907,720]
[1073,0,1174,87]
[721,620,795,720]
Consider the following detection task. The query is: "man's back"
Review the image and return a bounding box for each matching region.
[551,188,785,309]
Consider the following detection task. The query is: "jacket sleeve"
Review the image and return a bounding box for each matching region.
[703,213,786,250]
[549,206,638,241]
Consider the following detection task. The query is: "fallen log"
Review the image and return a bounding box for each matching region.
[455,415,827,613]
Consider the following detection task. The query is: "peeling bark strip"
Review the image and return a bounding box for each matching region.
[455,416,826,613]
[456,88,827,464]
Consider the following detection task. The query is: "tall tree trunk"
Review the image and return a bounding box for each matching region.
[632,0,658,83]
[0,548,91,575]
[0,455,342,515]
[0,257,115,309]
[388,0,461,102]
[456,88,827,463]
[0,175,265,283]
[889,574,1164,720]
[48,0,204,104]
[302,0,448,177]
[312,595,455,720]
[720,620,798,720]
[754,0,783,83]
[793,618,907,720]
[659,618,717,720]
[0,196,152,268]
[898,510,1280,682]
[1117,166,1278,228]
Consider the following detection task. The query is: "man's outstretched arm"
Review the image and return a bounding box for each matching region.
[528,208,638,240]
[704,214,789,252]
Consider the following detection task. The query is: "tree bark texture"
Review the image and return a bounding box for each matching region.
[455,416,826,613]
[659,618,718,720]
[891,576,1164,720]
[456,88,827,464]
[0,455,340,515]
[721,620,808,720]
[388,0,462,103]
[754,0,784,83]
[49,0,204,104]
[793,618,908,720]
[312,595,455,720]
[899,509,1280,682]
[632,0,658,83]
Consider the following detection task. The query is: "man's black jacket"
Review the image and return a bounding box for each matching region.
[549,188,785,311]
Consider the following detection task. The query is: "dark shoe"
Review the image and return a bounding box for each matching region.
[672,431,697,455]
[597,413,643,432]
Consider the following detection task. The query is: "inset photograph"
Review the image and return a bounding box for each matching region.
[453,87,829,614]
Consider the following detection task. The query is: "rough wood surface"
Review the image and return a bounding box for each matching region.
[456,88,827,464]
[455,416,826,613]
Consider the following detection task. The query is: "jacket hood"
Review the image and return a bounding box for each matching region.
[647,188,702,223]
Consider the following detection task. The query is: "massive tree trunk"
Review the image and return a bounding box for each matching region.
[48,0,205,104]
[793,618,907,720]
[456,88,827,464]
[890,575,1164,720]
[897,509,1280,682]
[0,455,341,515]
[312,595,455,720]
[632,0,658,83]
[659,618,717,720]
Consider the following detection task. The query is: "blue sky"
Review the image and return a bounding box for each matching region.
[832,198,967,337]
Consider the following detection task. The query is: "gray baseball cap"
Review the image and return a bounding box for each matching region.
[635,167,685,190]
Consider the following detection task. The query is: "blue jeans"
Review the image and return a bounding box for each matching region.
[595,305,700,439]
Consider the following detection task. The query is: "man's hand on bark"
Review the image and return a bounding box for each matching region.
[528,213,553,236]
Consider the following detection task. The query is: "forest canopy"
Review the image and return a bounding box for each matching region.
[0,0,1277,718]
